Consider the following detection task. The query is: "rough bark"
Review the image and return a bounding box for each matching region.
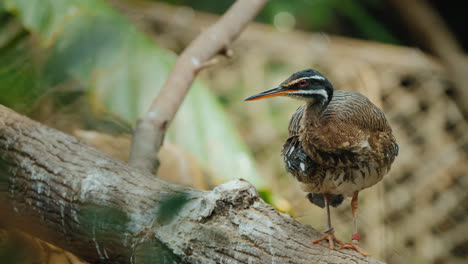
[0,105,382,263]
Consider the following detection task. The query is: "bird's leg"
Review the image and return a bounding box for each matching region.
[312,194,343,249]
[351,191,359,240]
[339,191,370,256]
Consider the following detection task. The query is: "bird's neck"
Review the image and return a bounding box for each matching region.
[303,99,328,126]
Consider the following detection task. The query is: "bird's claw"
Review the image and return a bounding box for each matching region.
[313,231,370,257]
[339,241,370,257]
[312,229,345,249]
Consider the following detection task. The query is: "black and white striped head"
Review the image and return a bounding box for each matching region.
[244,69,333,105]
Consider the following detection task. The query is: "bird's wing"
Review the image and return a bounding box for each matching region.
[321,91,389,132]
[314,91,398,162]
[287,91,389,137]
[287,104,306,137]
[282,105,312,178]
[287,91,398,163]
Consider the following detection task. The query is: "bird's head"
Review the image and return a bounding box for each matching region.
[244,69,333,105]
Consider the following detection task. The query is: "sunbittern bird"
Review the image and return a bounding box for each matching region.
[245,69,398,256]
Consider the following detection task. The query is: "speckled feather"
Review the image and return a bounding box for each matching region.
[281,90,398,199]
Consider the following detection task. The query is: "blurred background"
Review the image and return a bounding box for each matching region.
[1,0,467,263]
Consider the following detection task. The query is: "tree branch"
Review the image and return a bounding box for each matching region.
[0,104,382,263]
[128,0,268,173]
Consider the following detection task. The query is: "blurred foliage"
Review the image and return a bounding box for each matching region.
[168,84,260,186]
[156,0,399,44]
[0,230,39,264]
[0,0,266,189]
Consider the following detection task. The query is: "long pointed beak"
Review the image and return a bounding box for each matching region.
[244,86,288,101]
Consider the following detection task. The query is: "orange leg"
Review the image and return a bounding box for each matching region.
[312,194,344,249]
[339,191,370,256]
[312,228,345,249]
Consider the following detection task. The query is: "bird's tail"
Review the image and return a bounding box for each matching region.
[306,193,344,208]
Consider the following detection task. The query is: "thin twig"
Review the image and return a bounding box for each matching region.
[195,57,220,73]
[129,0,269,173]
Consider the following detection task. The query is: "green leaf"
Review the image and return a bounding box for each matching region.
[169,82,263,187]
[332,0,399,44]
[0,38,42,112]
[2,0,265,189]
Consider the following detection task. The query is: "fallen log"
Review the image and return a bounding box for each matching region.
[0,104,382,263]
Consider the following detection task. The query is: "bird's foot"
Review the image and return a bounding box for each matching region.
[312,228,344,249]
[339,234,370,257]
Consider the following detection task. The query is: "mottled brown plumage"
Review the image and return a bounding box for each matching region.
[283,90,398,197]
[245,69,398,256]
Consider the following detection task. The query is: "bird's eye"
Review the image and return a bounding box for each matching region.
[299,80,308,87]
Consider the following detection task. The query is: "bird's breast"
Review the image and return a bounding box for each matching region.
[299,162,390,197]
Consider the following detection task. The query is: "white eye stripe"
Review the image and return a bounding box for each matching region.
[288,89,328,100]
[288,89,328,96]
[300,76,326,81]
[286,76,326,86]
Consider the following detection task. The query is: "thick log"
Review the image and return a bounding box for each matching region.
[0,104,382,263]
